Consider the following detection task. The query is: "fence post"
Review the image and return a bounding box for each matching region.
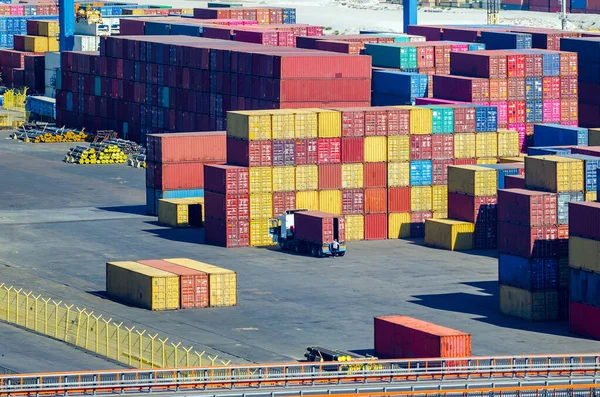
[221,360,231,366]
[13,288,22,326]
[92,314,102,353]
[42,297,50,335]
[148,333,158,369]
[23,291,32,329]
[183,346,193,368]
[102,318,112,357]
[158,337,168,368]
[75,308,86,346]
[32,294,40,332]
[114,322,123,362]
[171,342,181,368]
[4,286,13,322]
[136,330,146,369]
[84,311,94,350]
[125,326,135,367]
[208,354,218,366]
[51,300,62,338]
[63,304,74,342]
[195,351,206,367]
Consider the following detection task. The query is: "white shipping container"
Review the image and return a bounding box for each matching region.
[45,52,60,70]
[45,69,57,89]
[74,20,111,36]
[74,35,101,51]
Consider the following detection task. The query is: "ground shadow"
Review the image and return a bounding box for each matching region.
[143,224,206,245]
[402,238,498,259]
[87,290,159,310]
[97,205,147,215]
[349,348,376,357]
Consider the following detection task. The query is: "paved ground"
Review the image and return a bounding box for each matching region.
[1,133,600,373]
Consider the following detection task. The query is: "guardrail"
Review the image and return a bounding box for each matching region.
[0,353,599,396]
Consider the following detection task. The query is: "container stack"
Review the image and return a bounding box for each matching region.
[193,7,297,24]
[145,131,226,215]
[569,202,600,338]
[44,51,59,97]
[15,20,59,53]
[297,33,425,54]
[0,13,59,49]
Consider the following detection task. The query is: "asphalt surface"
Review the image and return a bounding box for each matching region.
[1,132,600,373]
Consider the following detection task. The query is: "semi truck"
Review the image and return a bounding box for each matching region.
[268,209,346,258]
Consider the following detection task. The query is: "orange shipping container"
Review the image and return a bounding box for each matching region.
[374,315,472,359]
[364,162,387,188]
[365,213,387,240]
[319,164,342,190]
[147,131,226,163]
[365,188,387,214]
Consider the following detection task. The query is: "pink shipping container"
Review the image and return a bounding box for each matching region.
[205,218,250,248]
[570,302,600,340]
[497,189,557,227]
[317,138,341,164]
[365,213,387,240]
[451,106,477,133]
[568,201,600,240]
[204,164,250,195]
[227,138,273,167]
[448,193,497,224]
[138,260,209,309]
[410,135,433,160]
[542,77,561,100]
[342,189,364,215]
[490,101,508,127]
[273,192,296,216]
[432,134,454,160]
[341,137,364,163]
[147,161,221,190]
[497,222,558,258]
[542,100,561,123]
[294,211,345,244]
[295,138,318,165]
[204,191,250,221]
[147,131,226,163]
[374,315,472,359]
[504,175,526,189]
[449,51,508,79]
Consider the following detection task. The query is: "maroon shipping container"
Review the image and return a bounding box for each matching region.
[365,213,387,240]
[448,193,497,224]
[407,25,443,41]
[204,164,249,195]
[374,315,472,359]
[388,187,410,213]
[342,189,364,215]
[147,131,226,163]
[364,162,386,188]
[497,222,558,258]
[147,161,220,190]
[387,108,410,135]
[318,164,342,190]
[294,210,345,244]
[273,192,296,216]
[138,260,209,309]
[571,146,600,157]
[295,138,318,165]
[365,188,387,214]
[432,159,454,185]
[341,137,364,163]
[205,217,250,248]
[410,135,433,160]
[432,134,454,160]
[569,201,600,240]
[227,138,272,167]
[204,191,250,221]
[497,189,557,227]
[194,8,231,19]
[272,139,296,166]
[570,302,600,340]
[234,30,278,46]
[433,75,490,102]
[451,106,477,133]
[504,174,526,189]
[317,138,341,164]
[450,51,508,79]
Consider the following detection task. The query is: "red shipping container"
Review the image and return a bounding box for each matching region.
[504,175,526,189]
[497,222,558,258]
[432,134,454,160]
[234,30,279,46]
[387,108,410,135]
[375,110,388,136]
[273,192,296,216]
[341,137,364,163]
[204,164,249,195]
[452,106,477,133]
[542,77,561,100]
[319,164,342,190]
[432,159,453,185]
[410,135,433,160]
[560,77,577,99]
[450,51,508,78]
[204,191,250,221]
[521,52,543,77]
[448,193,497,224]
[364,162,387,188]
[147,161,217,190]
[365,188,387,214]
[388,187,410,213]
[294,211,345,244]
[454,158,477,166]
[138,260,209,309]
[295,138,318,165]
[374,315,472,359]
[497,188,557,226]
[507,78,525,101]
[364,109,376,136]
[570,301,600,340]
[568,201,600,240]
[317,138,341,164]
[342,189,365,215]
[334,108,365,137]
[147,131,226,163]
[507,101,526,124]
[489,79,508,102]
[205,218,250,248]
[227,137,272,167]
[365,213,387,240]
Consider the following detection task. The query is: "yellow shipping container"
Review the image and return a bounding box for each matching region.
[476,132,498,159]
[37,20,59,37]
[342,163,364,189]
[24,36,48,53]
[586,191,597,202]
[180,8,194,14]
[295,165,318,191]
[250,193,273,219]
[388,212,411,239]
[432,185,448,214]
[47,37,59,52]
[364,136,387,163]
[296,190,319,211]
[157,198,204,227]
[454,133,476,159]
[270,110,295,140]
[499,285,559,321]
[249,219,274,247]
[499,156,526,164]
[411,186,433,212]
[227,111,272,141]
[589,128,600,146]
[387,135,410,162]
[272,165,295,192]
[497,129,520,157]
[524,155,584,193]
[569,236,600,273]
[106,261,179,311]
[448,165,497,196]
[164,258,237,307]
[388,162,410,187]
[345,215,364,241]
[433,212,448,219]
[306,109,341,138]
[294,109,318,139]
[319,190,342,214]
[249,166,272,194]
[477,158,498,165]
[397,106,432,134]
[424,219,474,251]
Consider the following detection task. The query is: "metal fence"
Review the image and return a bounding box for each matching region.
[0,284,230,369]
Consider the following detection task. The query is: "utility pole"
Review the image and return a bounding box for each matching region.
[560,0,567,30]
[486,0,500,25]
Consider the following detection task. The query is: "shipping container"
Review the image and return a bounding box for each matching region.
[158,198,203,228]
[480,164,524,189]
[317,138,341,164]
[497,129,521,158]
[294,110,318,139]
[387,135,410,162]
[273,192,296,216]
[432,159,454,185]
[388,161,410,187]
[410,211,433,237]
[569,268,600,308]
[272,140,296,167]
[319,189,342,214]
[147,188,205,217]
[342,189,364,215]
[498,222,558,258]
[272,166,295,192]
[475,133,498,159]
[448,165,497,197]
[397,106,432,135]
[319,163,342,190]
[147,161,217,190]
[388,212,411,238]
[524,155,584,193]
[570,301,600,339]
[344,214,364,241]
[294,210,345,243]
[499,284,560,321]
[204,218,250,248]
[557,191,584,225]
[228,111,272,141]
[533,124,588,147]
[227,138,273,167]
[295,138,318,165]
[341,137,364,163]
[249,166,273,194]
[432,185,448,215]
[448,193,497,224]
[499,254,558,291]
[296,164,319,191]
[569,236,600,273]
[296,190,319,211]
[364,136,387,162]
[450,51,508,78]
[365,213,387,240]
[561,154,600,193]
[250,193,273,220]
[364,162,387,188]
[147,133,224,164]
[454,133,476,159]
[432,134,454,160]
[425,219,474,251]
[497,188,557,226]
[341,163,364,189]
[204,164,249,195]
[410,186,433,212]
[410,134,433,161]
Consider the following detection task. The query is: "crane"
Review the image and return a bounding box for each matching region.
[59,0,75,51]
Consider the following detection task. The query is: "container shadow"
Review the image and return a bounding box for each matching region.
[87,291,158,311]
[402,238,498,259]
[409,281,573,337]
[143,225,206,245]
[97,205,148,215]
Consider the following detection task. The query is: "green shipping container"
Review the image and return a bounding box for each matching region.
[365,44,417,69]
[423,105,455,134]
[94,76,101,96]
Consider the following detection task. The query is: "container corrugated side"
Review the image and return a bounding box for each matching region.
[319,190,342,214]
[569,236,600,273]
[148,131,226,163]
[569,202,600,240]
[432,185,448,215]
[448,165,497,196]
[310,109,342,138]
[387,135,410,162]
[388,212,411,238]
[296,165,318,191]
[296,191,320,211]
[294,109,318,139]
[341,163,364,189]
[499,284,559,321]
[397,106,432,134]
[476,132,499,159]
[272,166,295,192]
[425,219,474,251]
[250,193,273,220]
[227,111,272,141]
[249,166,273,194]
[388,162,410,187]
[364,136,387,162]
[524,155,584,193]
[454,133,476,159]
[344,214,364,241]
[249,219,274,247]
[410,186,433,212]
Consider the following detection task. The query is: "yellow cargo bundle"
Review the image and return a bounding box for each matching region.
[410,186,433,212]
[388,162,410,187]
[164,258,237,307]
[272,166,295,192]
[47,37,59,52]
[227,111,272,141]
[387,135,410,162]
[424,219,474,251]
[388,212,411,239]
[497,129,520,157]
[454,133,476,159]
[476,158,498,165]
[293,109,318,139]
[432,185,448,214]
[106,261,179,311]
[249,166,272,194]
[586,191,597,202]
[396,106,432,134]
[524,156,584,193]
[37,20,59,37]
[589,128,600,146]
[249,219,274,247]
[304,108,341,138]
[250,193,273,219]
[344,215,364,241]
[296,190,319,211]
[24,36,48,52]
[364,136,387,162]
[475,132,498,159]
[270,110,295,140]
[319,190,342,214]
[499,155,526,164]
[342,163,364,189]
[569,236,600,273]
[448,165,497,197]
[499,285,559,321]
[158,198,203,227]
[295,165,318,191]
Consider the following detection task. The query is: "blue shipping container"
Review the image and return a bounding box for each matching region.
[533,123,588,147]
[526,101,543,123]
[499,254,559,291]
[145,21,171,35]
[570,268,600,308]
[480,164,523,189]
[372,70,428,99]
[170,23,203,37]
[480,31,532,50]
[410,160,432,186]
[527,147,573,156]
[578,63,600,85]
[562,154,600,192]
[474,105,498,132]
[365,44,418,69]
[525,77,542,100]
[557,191,584,225]
[561,38,600,64]
[146,187,205,216]
[371,93,412,106]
